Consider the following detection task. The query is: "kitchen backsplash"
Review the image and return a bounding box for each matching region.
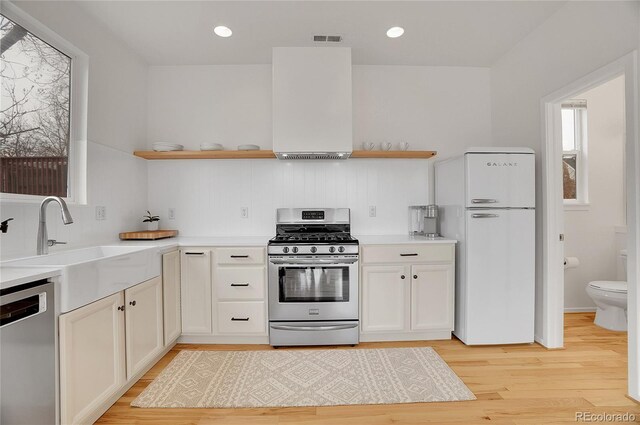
[148,158,430,236]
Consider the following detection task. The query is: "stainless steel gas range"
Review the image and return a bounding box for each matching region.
[268,208,359,346]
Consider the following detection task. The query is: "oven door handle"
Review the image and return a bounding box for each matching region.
[269,258,358,265]
[270,324,358,332]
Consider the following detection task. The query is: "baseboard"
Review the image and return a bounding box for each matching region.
[359,330,452,342]
[179,334,269,344]
[564,307,597,313]
[82,341,176,424]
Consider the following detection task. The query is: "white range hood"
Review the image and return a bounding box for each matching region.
[272,47,353,160]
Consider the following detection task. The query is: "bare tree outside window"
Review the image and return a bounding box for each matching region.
[1,13,71,197]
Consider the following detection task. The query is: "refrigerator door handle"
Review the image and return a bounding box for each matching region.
[471,198,498,204]
[471,213,500,218]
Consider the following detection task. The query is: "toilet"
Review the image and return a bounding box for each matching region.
[586,250,628,331]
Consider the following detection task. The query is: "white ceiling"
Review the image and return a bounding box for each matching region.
[74,1,566,67]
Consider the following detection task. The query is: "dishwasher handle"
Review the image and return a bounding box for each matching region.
[0,292,47,328]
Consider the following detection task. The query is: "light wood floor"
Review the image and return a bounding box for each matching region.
[97,313,639,424]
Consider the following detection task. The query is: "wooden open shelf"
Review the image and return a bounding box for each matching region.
[134,150,276,160]
[351,150,436,159]
[133,150,437,160]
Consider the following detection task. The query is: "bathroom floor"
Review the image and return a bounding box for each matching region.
[97,312,637,424]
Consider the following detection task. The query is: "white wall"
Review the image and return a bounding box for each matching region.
[563,76,626,311]
[0,1,149,260]
[146,64,491,233]
[490,1,639,339]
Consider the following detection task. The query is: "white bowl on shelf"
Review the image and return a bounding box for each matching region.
[200,143,223,151]
[152,142,183,152]
[237,144,260,151]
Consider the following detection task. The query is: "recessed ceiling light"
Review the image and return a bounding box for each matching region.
[214,26,233,38]
[386,26,404,38]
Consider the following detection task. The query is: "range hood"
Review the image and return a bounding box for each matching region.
[272,47,353,160]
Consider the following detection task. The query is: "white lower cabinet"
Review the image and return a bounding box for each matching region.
[162,250,181,345]
[180,250,212,334]
[360,243,455,342]
[410,264,454,331]
[179,246,268,343]
[59,292,125,425]
[59,276,166,425]
[124,276,164,380]
[361,265,408,332]
[216,301,266,334]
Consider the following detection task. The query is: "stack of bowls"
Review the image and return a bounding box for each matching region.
[152,142,184,152]
[200,143,223,151]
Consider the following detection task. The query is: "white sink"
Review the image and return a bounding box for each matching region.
[2,245,161,313]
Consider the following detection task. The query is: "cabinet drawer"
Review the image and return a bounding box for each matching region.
[361,244,454,264]
[216,247,265,265]
[215,267,265,300]
[216,302,265,334]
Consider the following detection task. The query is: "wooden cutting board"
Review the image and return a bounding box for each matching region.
[119,230,178,240]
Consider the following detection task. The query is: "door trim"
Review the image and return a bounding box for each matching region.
[540,51,639,400]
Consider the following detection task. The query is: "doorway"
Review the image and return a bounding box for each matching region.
[541,52,640,400]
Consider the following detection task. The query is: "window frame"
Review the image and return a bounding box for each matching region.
[0,1,88,204]
[561,101,589,209]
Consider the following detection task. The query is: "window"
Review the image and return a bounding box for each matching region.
[561,100,588,204]
[0,4,87,203]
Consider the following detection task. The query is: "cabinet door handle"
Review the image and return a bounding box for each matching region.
[230,255,249,258]
[230,283,250,287]
[231,317,250,321]
[400,275,405,279]
[129,300,136,306]
[117,305,125,311]
[471,198,498,204]
[413,275,418,279]
[400,253,418,257]
[184,252,205,256]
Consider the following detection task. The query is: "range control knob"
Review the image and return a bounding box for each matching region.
[329,246,336,253]
[292,247,299,254]
[282,247,289,253]
[310,246,317,253]
[338,246,345,253]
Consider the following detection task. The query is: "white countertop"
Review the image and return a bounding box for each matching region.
[1,234,453,291]
[0,267,62,292]
[356,235,457,245]
[177,236,272,247]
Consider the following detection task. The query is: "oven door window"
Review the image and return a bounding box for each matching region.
[279,266,349,302]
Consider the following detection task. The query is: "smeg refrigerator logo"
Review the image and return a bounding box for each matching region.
[486,162,518,167]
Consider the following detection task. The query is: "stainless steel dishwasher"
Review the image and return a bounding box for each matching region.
[1,279,56,425]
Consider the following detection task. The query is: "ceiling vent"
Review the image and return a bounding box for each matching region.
[313,35,342,43]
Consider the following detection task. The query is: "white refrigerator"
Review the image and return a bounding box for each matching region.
[435,148,535,345]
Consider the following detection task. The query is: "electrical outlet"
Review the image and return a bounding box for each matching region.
[241,207,249,218]
[369,206,376,217]
[95,206,106,221]
[168,208,176,220]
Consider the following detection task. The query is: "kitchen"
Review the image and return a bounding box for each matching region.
[0,1,639,424]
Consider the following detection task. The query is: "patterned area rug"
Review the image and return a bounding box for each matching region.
[131,347,475,408]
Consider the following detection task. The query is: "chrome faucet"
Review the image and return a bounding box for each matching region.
[37,196,73,255]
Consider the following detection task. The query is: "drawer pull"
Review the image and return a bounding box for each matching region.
[230,255,249,258]
[400,253,418,257]
[471,198,498,204]
[184,252,205,256]
[401,275,405,279]
[230,283,250,287]
[231,317,250,321]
